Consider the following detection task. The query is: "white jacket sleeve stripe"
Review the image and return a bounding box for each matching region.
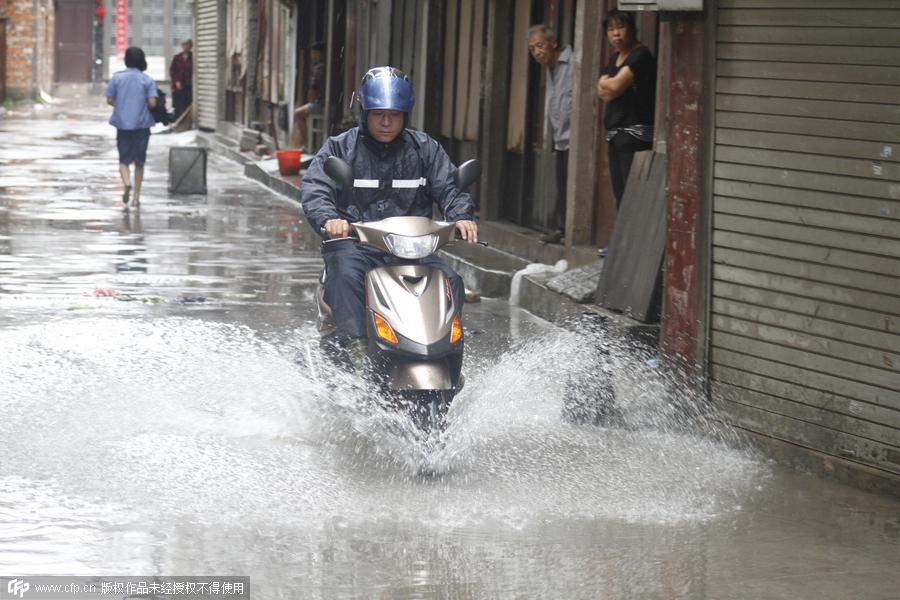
[353,179,380,188]
[391,178,427,189]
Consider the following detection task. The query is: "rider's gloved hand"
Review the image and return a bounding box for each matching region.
[454,220,478,243]
[324,219,351,239]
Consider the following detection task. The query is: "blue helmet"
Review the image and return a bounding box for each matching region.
[358,67,415,113]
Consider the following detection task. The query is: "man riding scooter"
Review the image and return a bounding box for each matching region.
[299,66,478,371]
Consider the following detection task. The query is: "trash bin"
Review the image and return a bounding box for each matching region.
[168,147,207,194]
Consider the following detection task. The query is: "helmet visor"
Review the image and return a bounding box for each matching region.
[359,68,415,113]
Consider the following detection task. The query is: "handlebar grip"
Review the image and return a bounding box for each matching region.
[452,230,488,247]
[320,226,359,242]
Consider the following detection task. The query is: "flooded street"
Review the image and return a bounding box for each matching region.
[1,91,898,600]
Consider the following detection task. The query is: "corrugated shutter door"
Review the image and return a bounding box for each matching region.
[711,0,900,477]
[195,0,221,131]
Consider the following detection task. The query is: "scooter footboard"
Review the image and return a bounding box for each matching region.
[388,360,453,390]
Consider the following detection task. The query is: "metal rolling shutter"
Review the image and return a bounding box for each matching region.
[195,0,223,131]
[710,0,900,477]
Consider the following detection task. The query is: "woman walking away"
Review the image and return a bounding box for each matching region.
[106,47,158,209]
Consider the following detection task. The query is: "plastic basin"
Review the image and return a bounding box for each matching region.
[276,149,302,176]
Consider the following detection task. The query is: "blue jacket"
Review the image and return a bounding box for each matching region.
[106,68,157,130]
[300,127,474,237]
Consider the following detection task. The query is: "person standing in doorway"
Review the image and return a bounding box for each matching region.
[169,39,193,122]
[290,41,326,150]
[596,10,656,209]
[528,24,573,245]
[107,47,158,209]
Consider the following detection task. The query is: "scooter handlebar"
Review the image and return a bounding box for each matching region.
[453,230,488,247]
[320,226,486,246]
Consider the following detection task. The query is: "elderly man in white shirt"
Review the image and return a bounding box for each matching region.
[528,24,573,245]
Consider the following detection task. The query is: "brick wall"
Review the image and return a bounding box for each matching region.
[1,0,55,99]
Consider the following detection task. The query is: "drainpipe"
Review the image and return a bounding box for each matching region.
[323,0,335,136]
[245,0,259,127]
[32,0,38,98]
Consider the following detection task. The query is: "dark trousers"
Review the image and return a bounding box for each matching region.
[322,240,466,341]
[608,131,652,208]
[553,149,569,232]
[172,85,193,122]
[116,128,151,166]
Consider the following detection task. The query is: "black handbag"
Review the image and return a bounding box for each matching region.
[151,87,172,125]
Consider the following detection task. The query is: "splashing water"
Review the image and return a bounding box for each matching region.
[0,314,766,587]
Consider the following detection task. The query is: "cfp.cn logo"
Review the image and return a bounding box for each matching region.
[7,579,29,598]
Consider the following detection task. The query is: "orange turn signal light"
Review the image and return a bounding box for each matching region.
[450,314,463,344]
[374,313,399,345]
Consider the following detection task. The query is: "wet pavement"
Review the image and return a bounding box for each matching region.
[1,90,899,600]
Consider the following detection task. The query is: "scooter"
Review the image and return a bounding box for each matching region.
[315,156,481,432]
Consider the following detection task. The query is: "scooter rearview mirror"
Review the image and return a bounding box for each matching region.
[324,156,354,190]
[454,159,482,191]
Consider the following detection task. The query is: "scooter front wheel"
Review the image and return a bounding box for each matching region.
[397,390,454,433]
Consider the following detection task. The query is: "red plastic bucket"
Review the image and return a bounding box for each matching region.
[276,149,302,176]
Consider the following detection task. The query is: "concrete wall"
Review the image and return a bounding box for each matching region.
[0,0,54,99]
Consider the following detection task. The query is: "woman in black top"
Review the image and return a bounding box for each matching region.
[597,10,657,208]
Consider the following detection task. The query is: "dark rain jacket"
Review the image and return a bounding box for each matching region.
[299,127,474,237]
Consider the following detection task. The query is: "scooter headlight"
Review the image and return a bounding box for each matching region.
[385,233,438,259]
